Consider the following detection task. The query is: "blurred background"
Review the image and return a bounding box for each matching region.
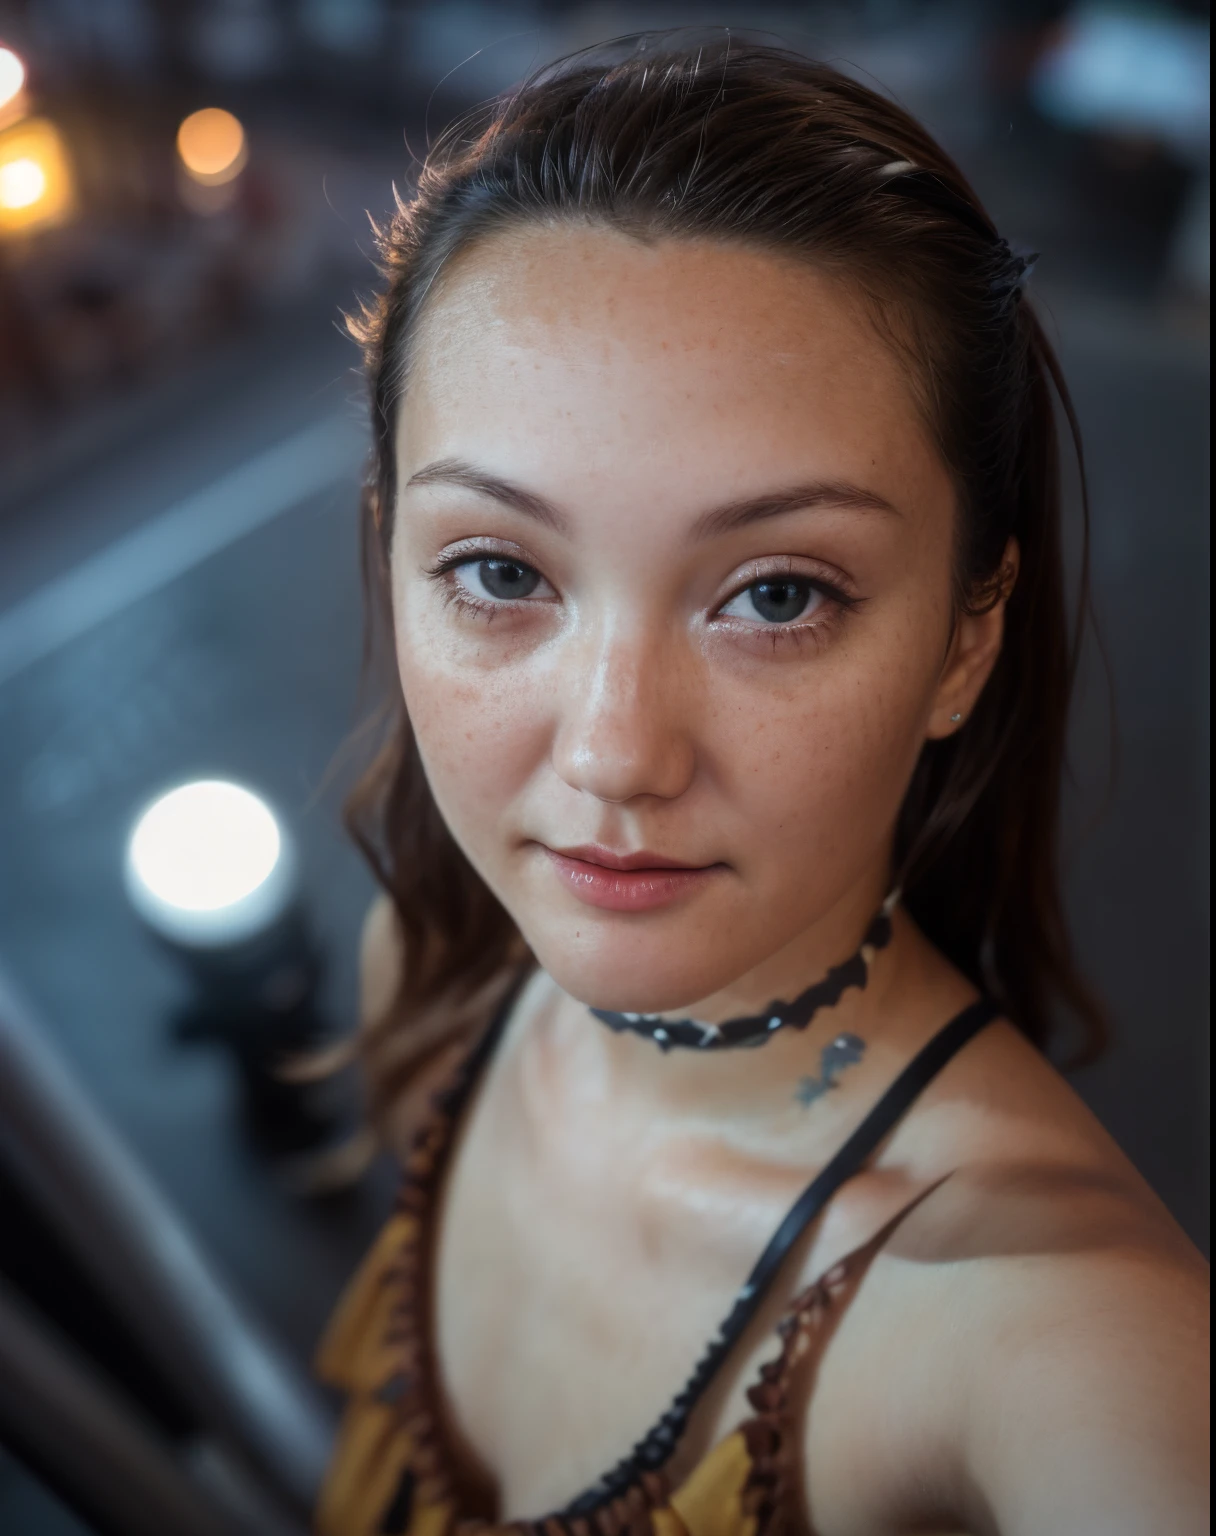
[0,2,1208,1531]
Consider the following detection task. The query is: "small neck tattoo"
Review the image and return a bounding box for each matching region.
[794,1032,866,1108]
[589,888,899,1053]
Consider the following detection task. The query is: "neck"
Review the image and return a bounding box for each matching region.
[539,885,928,1119]
[665,872,894,1030]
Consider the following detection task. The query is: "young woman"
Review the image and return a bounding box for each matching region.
[314,39,1208,1536]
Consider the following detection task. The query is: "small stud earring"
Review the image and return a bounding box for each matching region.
[950,712,962,722]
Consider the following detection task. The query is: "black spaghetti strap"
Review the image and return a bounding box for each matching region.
[742,996,1000,1300]
[562,995,1001,1513]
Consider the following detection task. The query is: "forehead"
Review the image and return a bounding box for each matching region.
[399,224,942,511]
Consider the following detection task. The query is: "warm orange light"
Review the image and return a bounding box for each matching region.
[0,155,44,208]
[0,46,25,113]
[0,117,73,233]
[176,107,247,185]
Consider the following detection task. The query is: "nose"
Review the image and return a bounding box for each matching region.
[551,627,696,805]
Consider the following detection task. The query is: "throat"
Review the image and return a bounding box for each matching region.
[589,888,899,1053]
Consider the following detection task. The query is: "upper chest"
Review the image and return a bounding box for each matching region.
[407,1003,1154,1532]
[428,1041,941,1523]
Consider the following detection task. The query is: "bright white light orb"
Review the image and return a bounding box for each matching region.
[0,47,25,112]
[131,781,279,910]
[125,780,296,948]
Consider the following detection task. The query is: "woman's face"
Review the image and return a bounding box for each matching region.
[391,226,1002,1015]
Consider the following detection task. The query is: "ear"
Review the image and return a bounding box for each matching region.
[926,538,1019,740]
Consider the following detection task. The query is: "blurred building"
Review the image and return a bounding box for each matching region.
[0,2,1208,465]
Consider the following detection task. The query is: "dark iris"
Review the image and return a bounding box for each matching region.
[748,578,811,623]
[478,558,539,599]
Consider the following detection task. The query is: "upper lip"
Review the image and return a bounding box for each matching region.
[548,843,709,871]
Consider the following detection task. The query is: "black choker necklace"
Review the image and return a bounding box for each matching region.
[590,890,899,1052]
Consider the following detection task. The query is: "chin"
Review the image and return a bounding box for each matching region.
[525,916,758,1016]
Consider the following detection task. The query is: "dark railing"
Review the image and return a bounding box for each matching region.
[0,964,336,1535]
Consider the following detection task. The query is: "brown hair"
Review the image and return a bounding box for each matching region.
[345,36,1104,1124]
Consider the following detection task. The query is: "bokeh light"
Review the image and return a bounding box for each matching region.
[128,780,281,913]
[0,155,44,209]
[0,116,73,233]
[0,45,25,113]
[176,106,248,185]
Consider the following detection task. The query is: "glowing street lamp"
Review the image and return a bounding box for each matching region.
[125,779,296,951]
[124,780,355,1178]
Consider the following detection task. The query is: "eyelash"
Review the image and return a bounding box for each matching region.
[716,564,859,653]
[424,546,861,650]
[426,545,546,625]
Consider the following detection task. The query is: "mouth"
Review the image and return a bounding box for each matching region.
[541,843,724,913]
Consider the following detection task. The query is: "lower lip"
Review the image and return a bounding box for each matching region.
[545,852,721,913]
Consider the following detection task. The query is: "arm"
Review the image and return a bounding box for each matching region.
[962,1248,1209,1535]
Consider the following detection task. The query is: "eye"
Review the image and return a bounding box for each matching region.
[720,577,822,625]
[454,557,543,601]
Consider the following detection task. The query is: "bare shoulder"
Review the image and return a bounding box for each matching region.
[359,891,403,1032]
[357,893,458,1156]
[358,893,526,1159]
[811,1020,1209,1535]
[891,1016,1204,1270]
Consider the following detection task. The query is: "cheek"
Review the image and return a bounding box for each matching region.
[394,597,549,863]
[716,613,940,879]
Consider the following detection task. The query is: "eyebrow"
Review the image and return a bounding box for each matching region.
[404,457,899,538]
[405,458,570,532]
[691,481,900,537]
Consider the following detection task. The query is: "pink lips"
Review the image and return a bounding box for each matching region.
[543,844,721,913]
